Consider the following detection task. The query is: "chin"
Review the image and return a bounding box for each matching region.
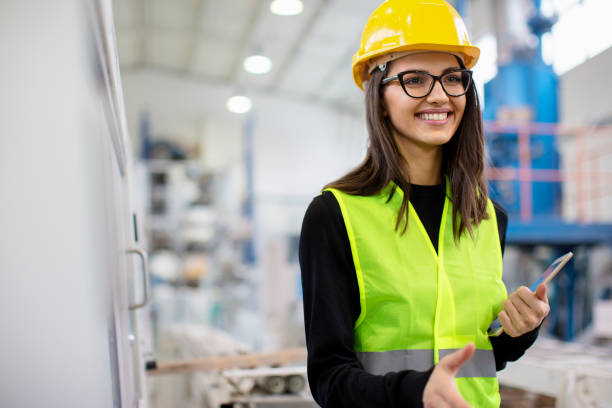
[421,129,455,142]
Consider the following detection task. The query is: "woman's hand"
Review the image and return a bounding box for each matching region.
[423,344,474,408]
[498,283,550,337]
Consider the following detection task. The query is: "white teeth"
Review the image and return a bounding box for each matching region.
[418,112,448,121]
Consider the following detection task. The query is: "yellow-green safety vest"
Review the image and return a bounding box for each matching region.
[325,181,507,407]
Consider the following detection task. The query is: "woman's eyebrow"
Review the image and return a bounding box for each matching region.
[442,66,462,74]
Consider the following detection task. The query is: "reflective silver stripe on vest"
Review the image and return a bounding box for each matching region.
[357,349,434,374]
[356,349,496,378]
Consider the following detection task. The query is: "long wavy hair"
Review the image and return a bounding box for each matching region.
[325,58,489,240]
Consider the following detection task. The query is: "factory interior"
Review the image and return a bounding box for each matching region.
[2,0,612,407]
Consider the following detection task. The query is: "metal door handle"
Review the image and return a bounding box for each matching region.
[126,248,150,310]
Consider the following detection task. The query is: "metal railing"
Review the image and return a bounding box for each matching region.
[484,121,612,223]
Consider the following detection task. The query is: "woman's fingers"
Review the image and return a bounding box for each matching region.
[424,397,449,408]
[426,392,471,408]
[442,389,472,408]
[503,297,525,333]
[517,286,550,319]
[510,292,536,330]
[423,344,474,408]
[501,285,551,337]
[510,291,532,316]
[498,310,519,337]
[423,382,471,408]
[442,343,475,374]
[534,283,548,302]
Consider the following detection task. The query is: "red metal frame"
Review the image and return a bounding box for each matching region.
[484,122,612,223]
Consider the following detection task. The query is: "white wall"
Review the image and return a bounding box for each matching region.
[121,70,368,237]
[560,47,612,126]
[0,1,117,406]
[559,47,612,222]
[121,71,369,350]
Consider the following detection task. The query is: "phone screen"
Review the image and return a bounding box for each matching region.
[528,252,572,292]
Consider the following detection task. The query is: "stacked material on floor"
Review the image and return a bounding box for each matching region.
[148,324,313,408]
[498,338,612,408]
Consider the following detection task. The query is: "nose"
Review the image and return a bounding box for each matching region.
[426,79,449,104]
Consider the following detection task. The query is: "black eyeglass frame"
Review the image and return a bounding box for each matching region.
[381,69,473,98]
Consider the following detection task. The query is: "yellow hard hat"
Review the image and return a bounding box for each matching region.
[352,0,480,90]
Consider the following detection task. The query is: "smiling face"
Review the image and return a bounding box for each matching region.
[381,52,467,155]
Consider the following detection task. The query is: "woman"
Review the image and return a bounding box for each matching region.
[299,1,550,407]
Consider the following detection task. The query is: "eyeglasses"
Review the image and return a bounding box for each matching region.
[381,69,473,98]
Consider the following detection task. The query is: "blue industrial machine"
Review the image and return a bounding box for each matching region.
[484,0,560,221]
[481,0,612,340]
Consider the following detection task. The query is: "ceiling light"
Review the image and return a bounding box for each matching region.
[226,96,252,114]
[270,0,303,16]
[243,55,272,74]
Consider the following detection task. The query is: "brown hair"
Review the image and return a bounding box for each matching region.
[325,59,489,239]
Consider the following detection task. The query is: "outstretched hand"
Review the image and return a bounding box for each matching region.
[422,343,474,408]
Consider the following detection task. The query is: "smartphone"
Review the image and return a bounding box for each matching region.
[487,251,574,337]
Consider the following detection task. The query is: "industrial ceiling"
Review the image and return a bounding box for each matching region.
[113,0,400,115]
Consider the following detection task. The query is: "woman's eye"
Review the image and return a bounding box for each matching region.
[403,75,425,85]
[444,74,461,83]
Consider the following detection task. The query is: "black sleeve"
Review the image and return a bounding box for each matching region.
[490,200,541,371]
[493,200,508,256]
[299,191,432,408]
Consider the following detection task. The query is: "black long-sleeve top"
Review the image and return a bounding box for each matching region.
[299,184,540,408]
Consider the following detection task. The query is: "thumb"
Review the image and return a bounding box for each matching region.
[442,343,475,373]
[535,283,547,301]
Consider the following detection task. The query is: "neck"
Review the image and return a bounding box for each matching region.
[396,136,443,186]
